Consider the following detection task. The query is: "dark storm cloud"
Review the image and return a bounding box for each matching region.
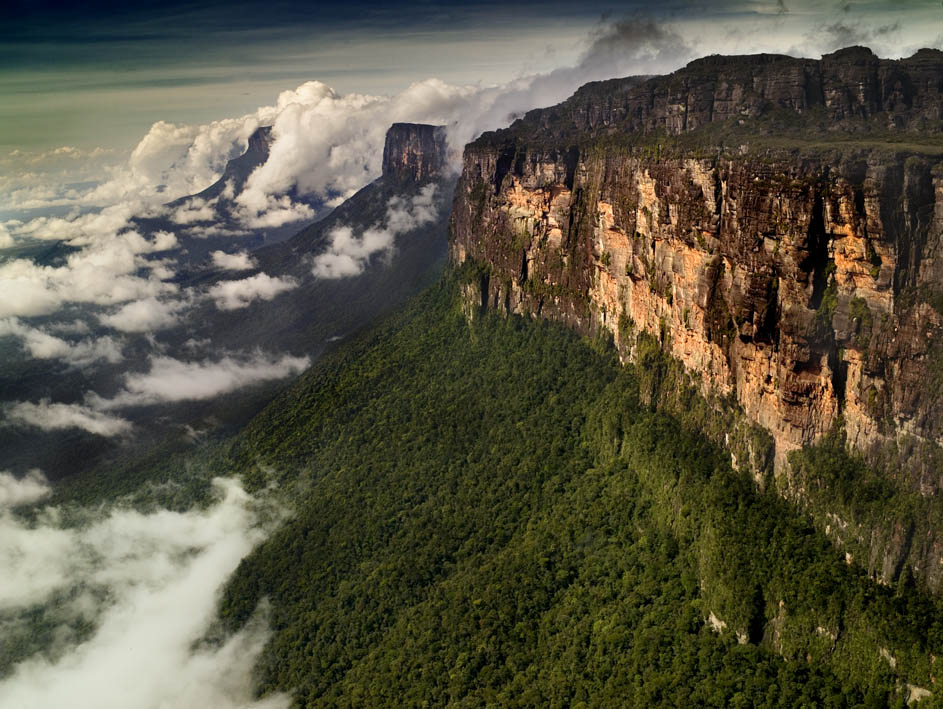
[447,14,696,148]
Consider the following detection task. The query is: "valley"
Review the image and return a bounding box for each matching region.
[5,38,943,708]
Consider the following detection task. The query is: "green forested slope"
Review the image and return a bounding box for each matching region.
[216,276,943,707]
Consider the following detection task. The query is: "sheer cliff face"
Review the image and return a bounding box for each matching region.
[450,47,943,492]
[382,123,449,183]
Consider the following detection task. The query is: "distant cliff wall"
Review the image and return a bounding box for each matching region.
[508,46,943,140]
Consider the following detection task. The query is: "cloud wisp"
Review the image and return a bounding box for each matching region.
[5,400,133,437]
[312,183,439,279]
[799,19,903,56]
[0,478,290,709]
[0,318,123,366]
[92,352,310,410]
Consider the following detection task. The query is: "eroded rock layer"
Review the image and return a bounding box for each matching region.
[450,48,943,515]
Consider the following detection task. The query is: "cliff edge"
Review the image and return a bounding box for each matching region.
[450,47,943,590]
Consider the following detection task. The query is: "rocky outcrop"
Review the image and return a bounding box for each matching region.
[382,123,449,183]
[450,48,943,589]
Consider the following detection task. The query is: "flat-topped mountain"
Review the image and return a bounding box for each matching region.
[382,122,449,183]
[451,47,943,592]
[0,123,455,482]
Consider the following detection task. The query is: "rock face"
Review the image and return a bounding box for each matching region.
[450,47,943,586]
[504,46,943,141]
[382,123,449,183]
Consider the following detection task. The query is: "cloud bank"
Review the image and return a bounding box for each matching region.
[0,230,178,319]
[0,478,289,709]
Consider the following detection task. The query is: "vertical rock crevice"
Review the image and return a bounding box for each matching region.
[803,192,832,311]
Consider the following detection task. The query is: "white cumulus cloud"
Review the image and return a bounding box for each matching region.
[211,250,257,271]
[150,230,179,251]
[171,198,217,225]
[99,297,184,333]
[237,195,314,229]
[208,273,298,310]
[0,470,51,509]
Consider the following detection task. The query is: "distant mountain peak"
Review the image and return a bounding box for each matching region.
[382,123,448,183]
[167,125,273,208]
[245,125,273,153]
[195,126,273,202]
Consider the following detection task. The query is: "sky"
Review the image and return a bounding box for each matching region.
[3,0,942,158]
[1,0,941,221]
[1,3,943,707]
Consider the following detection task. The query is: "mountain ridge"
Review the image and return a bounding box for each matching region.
[478,46,943,147]
[17,58,943,708]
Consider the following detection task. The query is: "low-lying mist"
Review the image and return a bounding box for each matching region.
[0,474,290,709]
